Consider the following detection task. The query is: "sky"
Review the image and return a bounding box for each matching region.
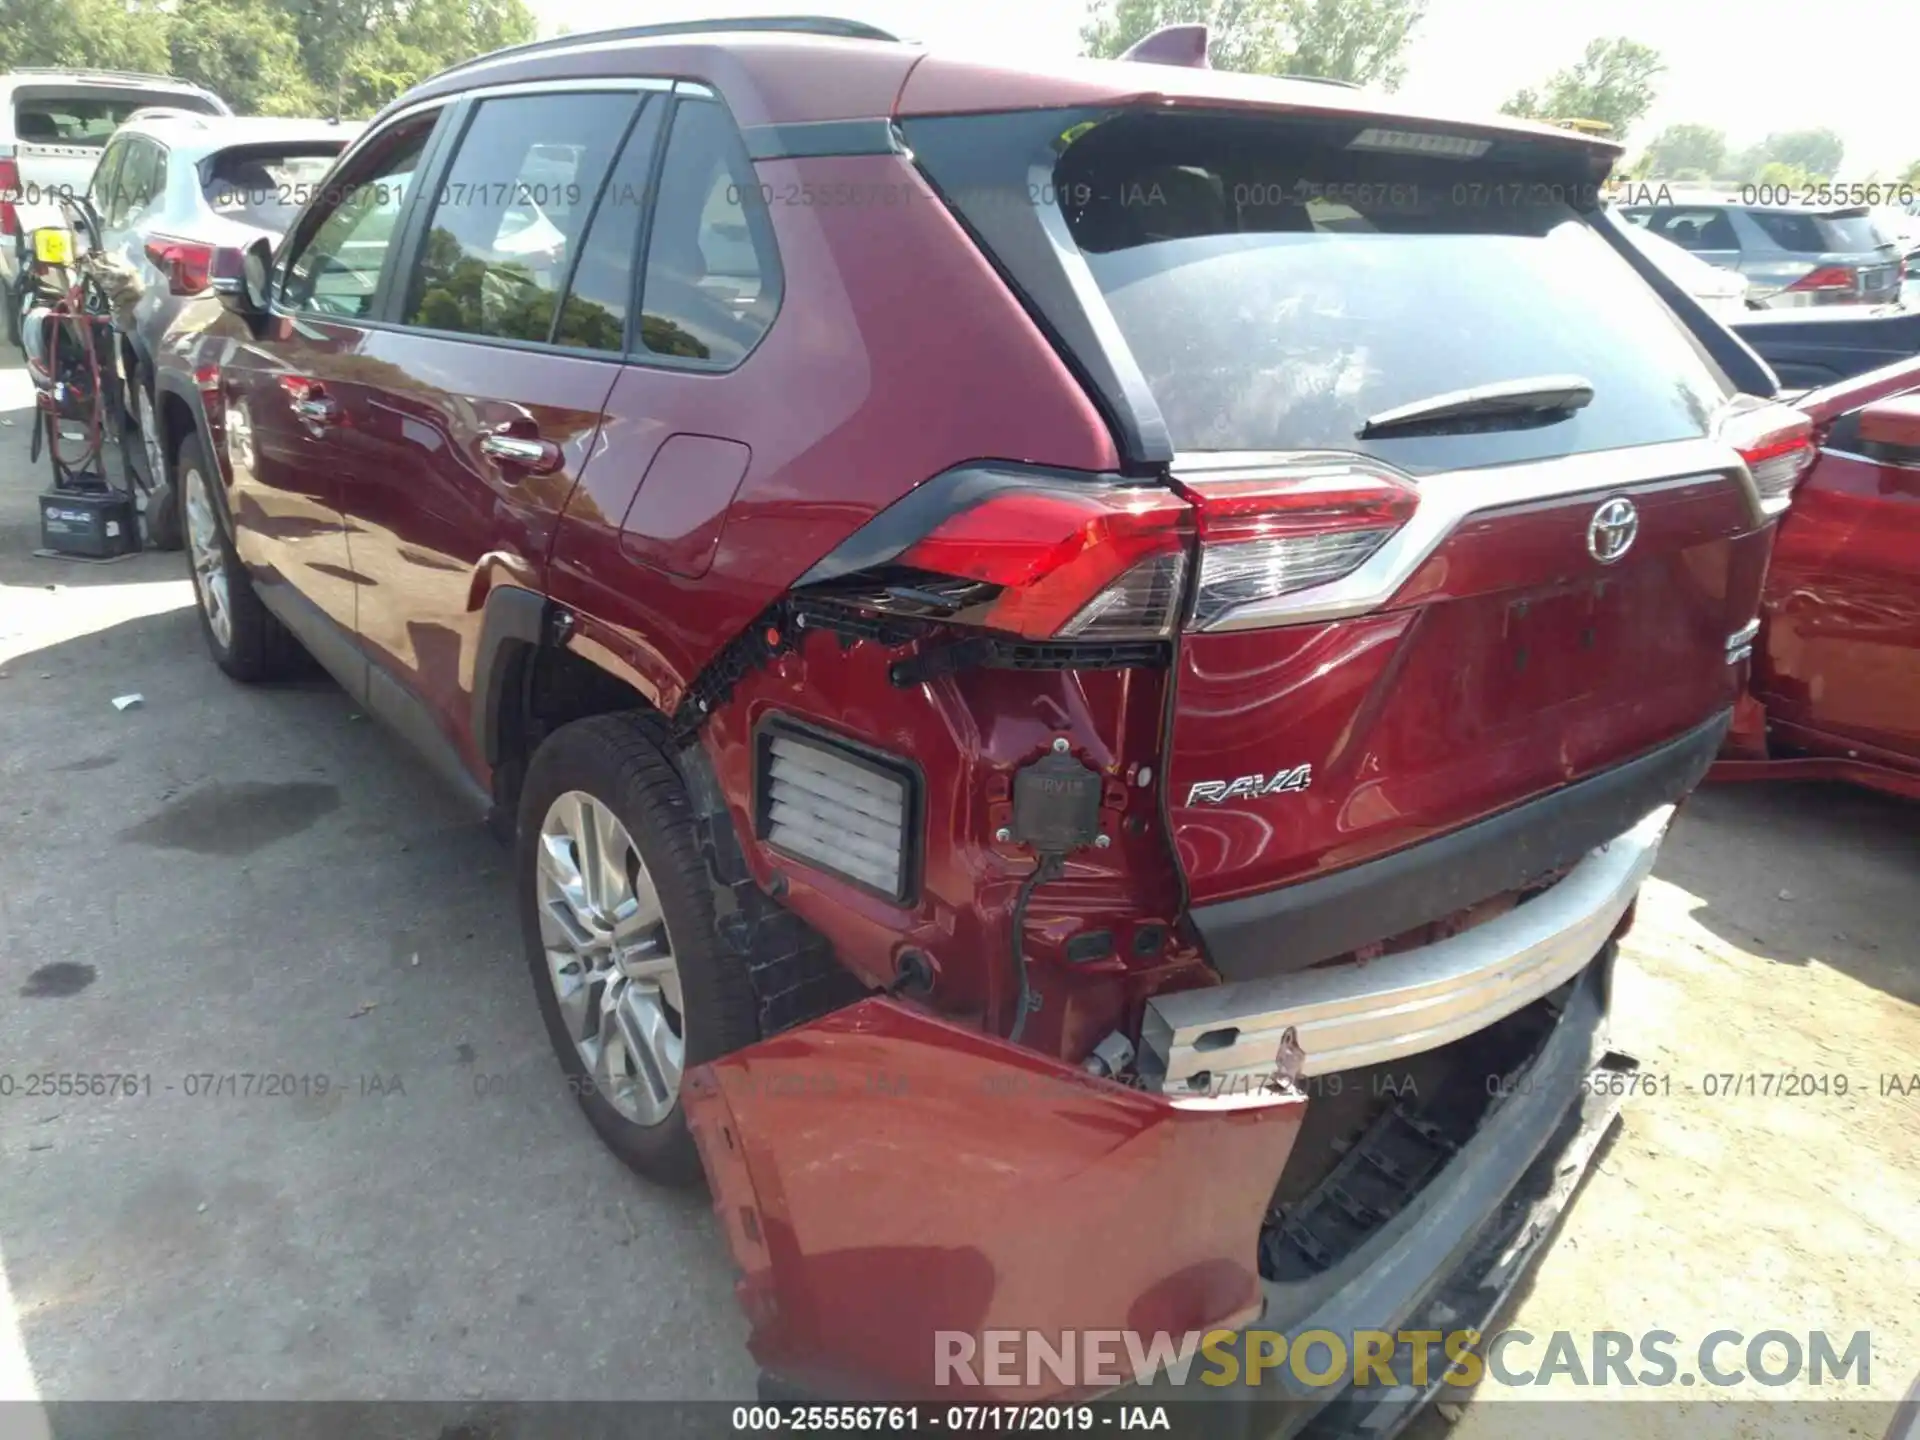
[528,0,1916,178]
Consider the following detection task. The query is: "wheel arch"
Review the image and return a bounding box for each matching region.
[151,368,227,521]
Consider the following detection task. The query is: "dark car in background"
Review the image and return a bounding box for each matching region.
[156,15,1808,1424]
[1621,199,1903,308]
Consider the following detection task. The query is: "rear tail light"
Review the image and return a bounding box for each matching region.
[1722,404,1817,515]
[0,158,20,237]
[145,235,216,295]
[898,486,1193,640]
[1177,458,1420,630]
[757,721,917,901]
[1784,265,1857,295]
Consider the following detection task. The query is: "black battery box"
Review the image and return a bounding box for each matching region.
[39,489,140,559]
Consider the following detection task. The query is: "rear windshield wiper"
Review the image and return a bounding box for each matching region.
[1358,375,1595,439]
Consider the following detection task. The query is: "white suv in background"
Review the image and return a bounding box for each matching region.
[2,68,228,345]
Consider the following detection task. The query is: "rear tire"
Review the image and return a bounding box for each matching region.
[137,380,182,551]
[179,433,301,681]
[516,713,760,1186]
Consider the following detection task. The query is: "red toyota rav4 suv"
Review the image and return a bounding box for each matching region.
[159,16,1809,1423]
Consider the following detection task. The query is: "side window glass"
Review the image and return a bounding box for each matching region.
[105,138,152,229]
[638,99,782,366]
[551,96,667,352]
[126,144,167,228]
[281,114,433,320]
[404,91,638,343]
[89,140,126,225]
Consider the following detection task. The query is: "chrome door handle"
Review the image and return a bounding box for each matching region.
[480,432,562,474]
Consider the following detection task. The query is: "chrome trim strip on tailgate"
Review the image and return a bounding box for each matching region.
[1178,434,1766,631]
[1141,805,1672,1089]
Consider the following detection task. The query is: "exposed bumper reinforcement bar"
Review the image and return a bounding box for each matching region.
[1141,806,1671,1089]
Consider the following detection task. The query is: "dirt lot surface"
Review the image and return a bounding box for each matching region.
[1,358,1915,1437]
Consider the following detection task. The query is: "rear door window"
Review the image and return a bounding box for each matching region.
[636,98,782,367]
[403,90,639,345]
[551,97,668,352]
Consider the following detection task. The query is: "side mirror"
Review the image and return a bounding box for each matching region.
[1857,393,1920,465]
[210,236,273,318]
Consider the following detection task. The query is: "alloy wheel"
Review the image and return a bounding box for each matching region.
[183,463,231,649]
[536,790,686,1126]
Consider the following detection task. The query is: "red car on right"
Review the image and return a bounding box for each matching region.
[1715,355,1920,798]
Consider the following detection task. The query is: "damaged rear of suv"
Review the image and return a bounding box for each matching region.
[176,18,1807,1430]
[662,48,1804,1423]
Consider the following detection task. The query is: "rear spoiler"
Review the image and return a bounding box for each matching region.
[1592,207,1779,398]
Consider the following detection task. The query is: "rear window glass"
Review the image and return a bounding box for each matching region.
[1747,208,1881,253]
[12,89,219,146]
[1038,112,1731,471]
[203,149,344,234]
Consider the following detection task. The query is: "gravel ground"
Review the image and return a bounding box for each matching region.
[1,359,1914,1435]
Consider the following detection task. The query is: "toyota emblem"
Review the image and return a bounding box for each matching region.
[1587,496,1639,564]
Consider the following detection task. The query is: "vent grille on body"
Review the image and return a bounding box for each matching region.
[756,720,918,902]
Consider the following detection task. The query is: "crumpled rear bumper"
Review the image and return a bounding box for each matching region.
[686,943,1625,1417]
[685,1002,1308,1400]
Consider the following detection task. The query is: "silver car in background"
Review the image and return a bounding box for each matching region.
[1620,199,1903,308]
[85,111,360,532]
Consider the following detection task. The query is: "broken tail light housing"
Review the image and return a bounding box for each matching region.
[1175,457,1420,630]
[145,235,216,295]
[898,485,1193,639]
[1721,404,1817,515]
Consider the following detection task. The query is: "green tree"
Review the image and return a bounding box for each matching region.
[0,0,171,73]
[1639,123,1725,181]
[1761,128,1844,180]
[1500,37,1665,142]
[169,0,320,116]
[1081,0,1426,89]
[0,0,536,120]
[1753,161,1812,189]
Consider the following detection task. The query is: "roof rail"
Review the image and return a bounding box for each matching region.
[1279,73,1363,89]
[5,67,205,86]
[430,15,903,84]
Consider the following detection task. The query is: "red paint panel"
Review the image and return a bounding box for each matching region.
[698,627,1202,1056]
[684,999,1305,1401]
[1169,483,1772,905]
[1754,449,1920,761]
[547,151,1117,712]
[620,433,752,579]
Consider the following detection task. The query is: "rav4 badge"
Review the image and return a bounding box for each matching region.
[1186,764,1314,805]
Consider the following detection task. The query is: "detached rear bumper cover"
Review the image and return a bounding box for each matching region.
[1142,806,1669,1089]
[687,966,1626,1409]
[684,1002,1308,1401]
